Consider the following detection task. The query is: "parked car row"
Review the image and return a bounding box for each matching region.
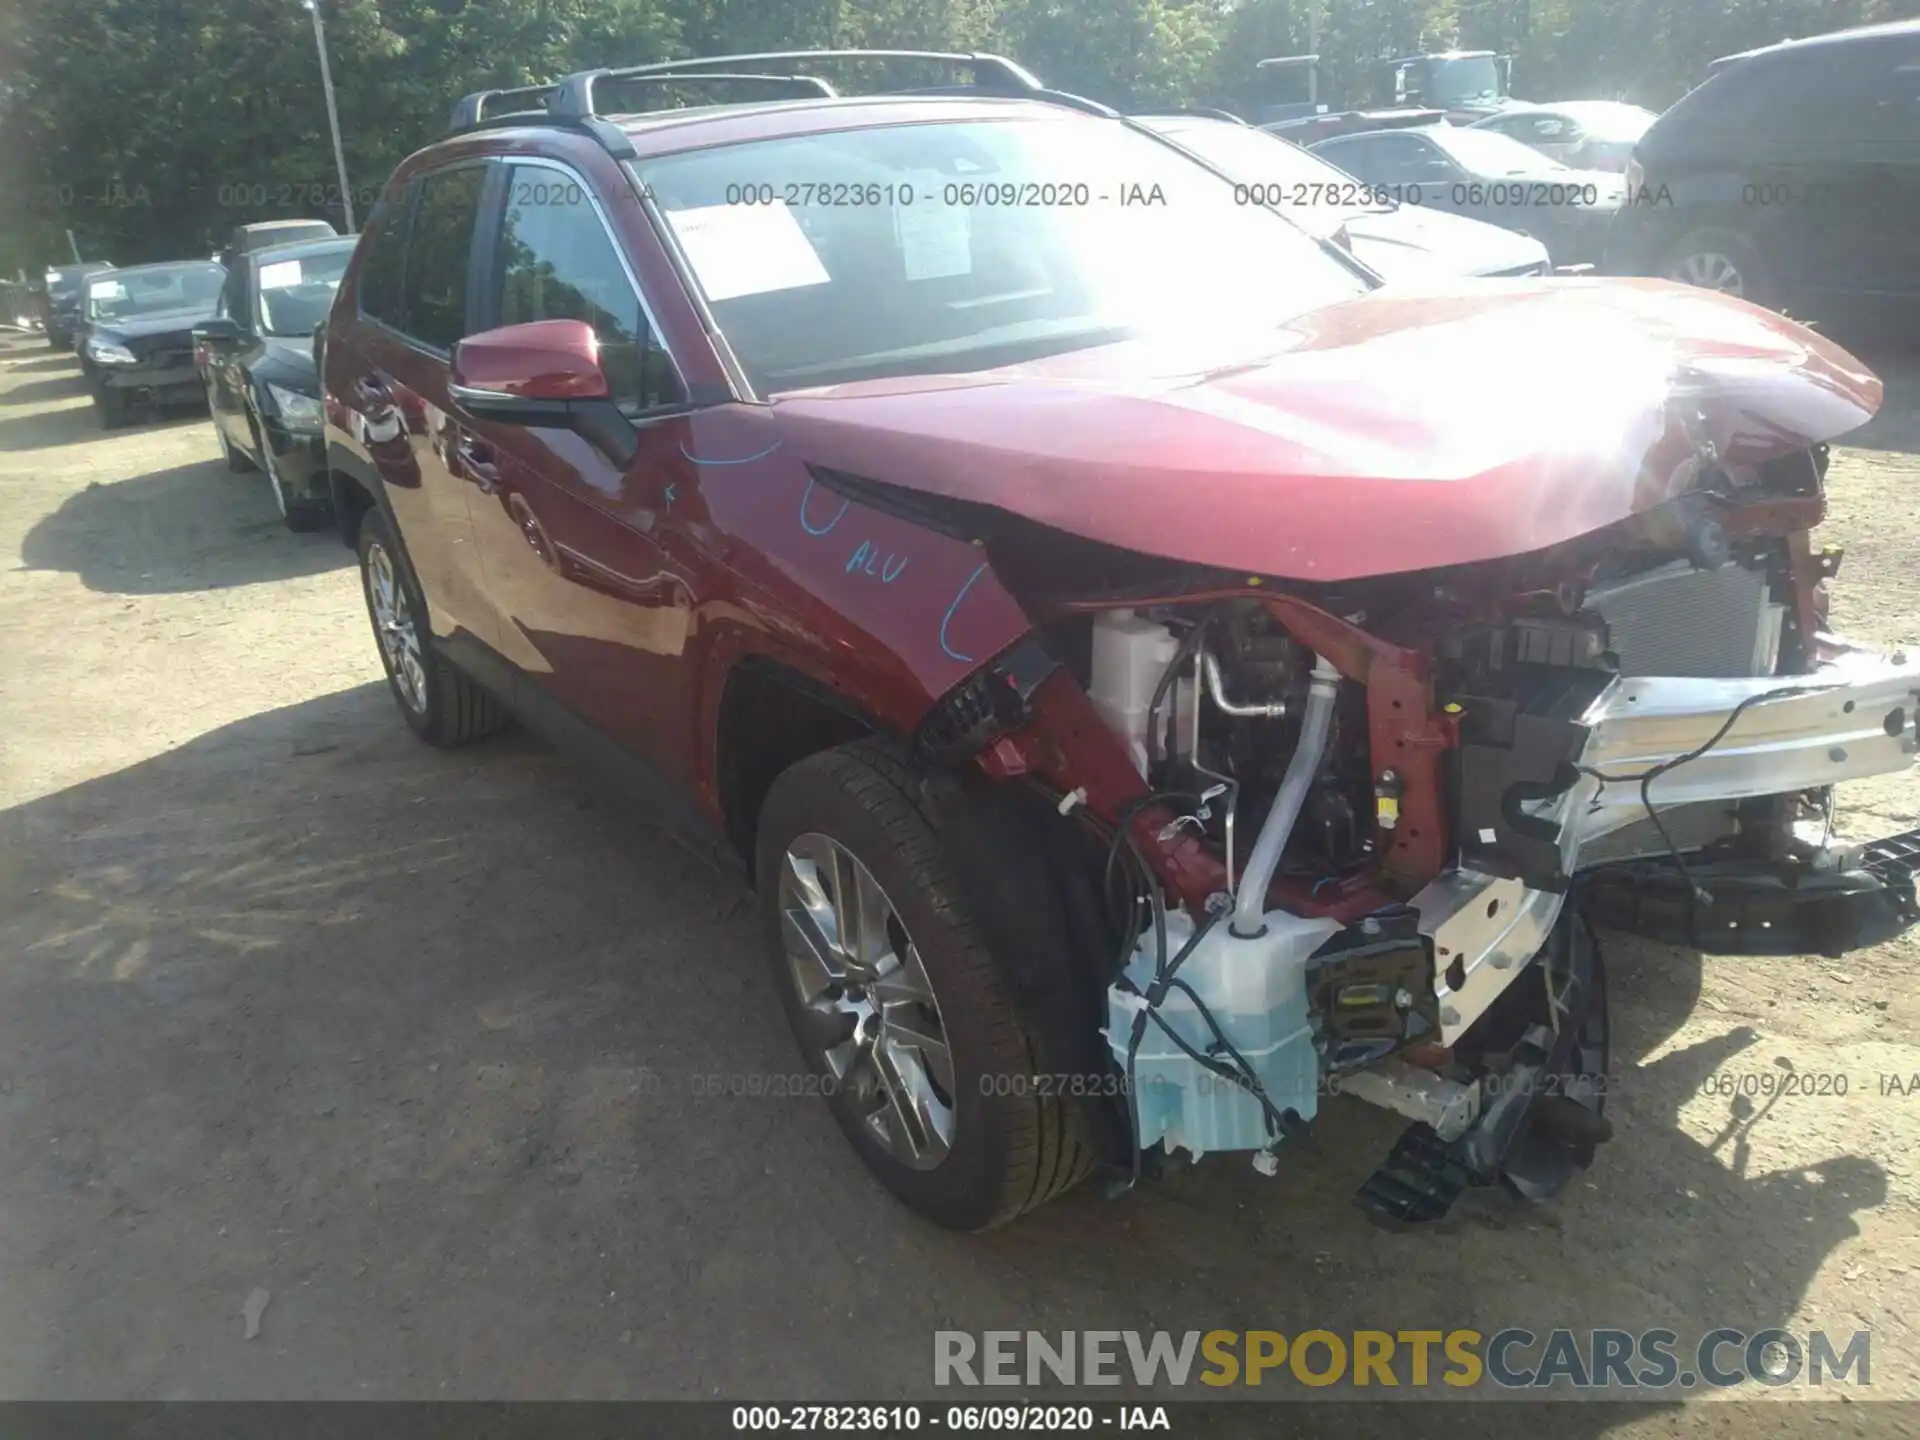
[58,221,348,527]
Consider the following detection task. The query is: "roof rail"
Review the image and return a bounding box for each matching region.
[449,83,558,132]
[551,68,838,119]
[447,48,1065,142]
[565,49,1045,107]
[1131,107,1248,124]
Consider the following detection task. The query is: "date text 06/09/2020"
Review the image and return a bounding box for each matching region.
[731,1405,1173,1432]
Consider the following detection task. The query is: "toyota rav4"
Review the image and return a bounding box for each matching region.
[319,49,1920,1231]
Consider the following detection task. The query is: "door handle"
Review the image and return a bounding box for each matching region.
[455,436,499,492]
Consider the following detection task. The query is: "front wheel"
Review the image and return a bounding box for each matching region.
[262,433,328,533]
[217,407,257,473]
[756,741,1095,1230]
[93,388,127,430]
[356,509,507,746]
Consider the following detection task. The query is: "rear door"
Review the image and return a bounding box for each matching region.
[335,161,499,648]
[457,157,700,783]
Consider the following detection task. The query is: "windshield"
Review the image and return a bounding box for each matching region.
[86,262,225,323]
[1424,55,1503,107]
[1428,126,1568,175]
[256,248,351,336]
[47,265,107,301]
[636,116,1369,392]
[1147,121,1377,234]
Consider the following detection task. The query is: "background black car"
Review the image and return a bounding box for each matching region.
[39,260,114,349]
[1602,20,1920,317]
[195,237,354,530]
[1310,123,1626,266]
[78,260,226,428]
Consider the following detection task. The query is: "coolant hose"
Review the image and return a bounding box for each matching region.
[1229,654,1343,937]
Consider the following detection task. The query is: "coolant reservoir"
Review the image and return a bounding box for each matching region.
[1088,610,1182,778]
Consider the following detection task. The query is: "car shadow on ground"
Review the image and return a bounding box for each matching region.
[0,396,212,453]
[0,683,1876,1410]
[3,353,81,375]
[17,454,349,594]
[1,374,89,406]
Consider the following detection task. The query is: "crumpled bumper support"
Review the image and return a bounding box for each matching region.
[1430,644,1920,1043]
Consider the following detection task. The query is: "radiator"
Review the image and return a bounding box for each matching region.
[1585,558,1784,680]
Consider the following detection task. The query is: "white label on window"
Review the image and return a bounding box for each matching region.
[91,281,126,299]
[896,185,971,280]
[1478,828,1498,845]
[665,202,829,302]
[258,260,302,289]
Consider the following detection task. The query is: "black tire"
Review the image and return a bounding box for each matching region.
[1659,226,1775,309]
[756,741,1095,1231]
[355,508,507,746]
[94,388,126,430]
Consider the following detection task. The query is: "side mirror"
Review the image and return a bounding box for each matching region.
[192,317,242,345]
[450,319,609,426]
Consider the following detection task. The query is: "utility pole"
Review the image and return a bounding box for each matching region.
[1307,0,1320,106]
[304,0,356,230]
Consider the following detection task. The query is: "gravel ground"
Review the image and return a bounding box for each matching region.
[0,328,1916,1430]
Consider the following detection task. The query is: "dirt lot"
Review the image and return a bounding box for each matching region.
[1,328,1917,1428]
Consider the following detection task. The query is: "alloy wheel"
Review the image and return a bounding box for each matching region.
[777,832,956,1169]
[1667,250,1743,296]
[364,540,428,716]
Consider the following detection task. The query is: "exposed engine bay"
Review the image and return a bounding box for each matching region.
[916,452,1920,1223]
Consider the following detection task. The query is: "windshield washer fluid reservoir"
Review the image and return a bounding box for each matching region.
[1107,908,1343,1161]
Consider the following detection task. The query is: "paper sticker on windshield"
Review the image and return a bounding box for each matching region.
[897,189,971,281]
[665,203,829,302]
[90,280,126,299]
[258,260,303,289]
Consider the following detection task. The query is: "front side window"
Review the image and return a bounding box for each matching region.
[403,164,486,350]
[86,262,225,323]
[637,116,1369,393]
[256,246,353,336]
[494,165,683,412]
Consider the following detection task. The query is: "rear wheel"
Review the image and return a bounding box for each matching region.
[1660,227,1774,308]
[356,508,507,746]
[757,742,1095,1230]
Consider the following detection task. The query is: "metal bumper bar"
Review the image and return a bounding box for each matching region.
[1411,644,1920,1045]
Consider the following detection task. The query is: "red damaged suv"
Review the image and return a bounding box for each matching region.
[320,49,1920,1231]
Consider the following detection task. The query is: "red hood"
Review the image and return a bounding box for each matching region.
[768,279,1880,581]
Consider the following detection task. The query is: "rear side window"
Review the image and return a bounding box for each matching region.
[356,185,411,326]
[1798,39,1920,146]
[403,164,487,351]
[1651,53,1828,148]
[492,163,685,412]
